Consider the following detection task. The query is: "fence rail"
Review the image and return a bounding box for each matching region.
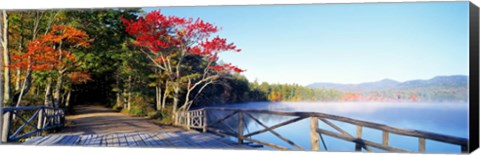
[176,107,468,153]
[1,106,65,142]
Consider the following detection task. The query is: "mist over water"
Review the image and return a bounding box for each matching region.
[208,102,468,153]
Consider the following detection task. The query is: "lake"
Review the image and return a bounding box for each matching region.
[206,102,468,153]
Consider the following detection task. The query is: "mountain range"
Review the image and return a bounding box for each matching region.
[307,75,468,102]
[307,75,467,91]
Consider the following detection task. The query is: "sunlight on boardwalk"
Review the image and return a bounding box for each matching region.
[22,105,251,149]
[24,132,249,149]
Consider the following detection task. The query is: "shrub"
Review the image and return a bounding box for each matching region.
[112,104,123,111]
[126,93,155,117]
[147,111,163,119]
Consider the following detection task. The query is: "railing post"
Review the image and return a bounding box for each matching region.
[37,108,45,136]
[237,111,244,144]
[174,112,178,125]
[2,111,12,143]
[355,125,362,151]
[419,137,426,152]
[202,109,207,133]
[56,109,60,127]
[186,112,191,130]
[53,109,57,127]
[310,116,320,151]
[382,131,389,146]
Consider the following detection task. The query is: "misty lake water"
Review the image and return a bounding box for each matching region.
[206,102,468,153]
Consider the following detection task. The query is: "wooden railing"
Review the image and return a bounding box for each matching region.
[177,108,468,153]
[1,106,65,142]
[176,109,207,132]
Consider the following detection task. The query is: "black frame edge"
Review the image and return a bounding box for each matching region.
[469,1,479,153]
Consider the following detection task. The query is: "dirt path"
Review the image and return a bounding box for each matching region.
[58,105,178,135]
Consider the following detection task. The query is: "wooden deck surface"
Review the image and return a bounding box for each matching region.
[21,105,251,149]
[23,131,249,148]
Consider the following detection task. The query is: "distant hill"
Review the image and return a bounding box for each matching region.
[307,75,468,102]
[308,78,400,91]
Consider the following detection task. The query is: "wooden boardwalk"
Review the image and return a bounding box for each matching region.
[23,131,249,148]
[21,105,251,149]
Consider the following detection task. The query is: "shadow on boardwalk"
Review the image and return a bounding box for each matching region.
[23,105,251,149]
[60,105,178,135]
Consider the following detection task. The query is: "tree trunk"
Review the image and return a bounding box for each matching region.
[60,90,67,106]
[116,91,122,106]
[156,85,161,111]
[161,81,168,110]
[44,78,52,106]
[2,10,10,104]
[15,68,32,107]
[65,90,71,107]
[172,85,180,125]
[53,73,64,108]
[172,86,179,114]
[14,69,20,91]
[114,73,122,106]
[14,55,33,107]
[15,11,43,105]
[0,10,4,109]
[14,14,24,92]
[127,75,132,111]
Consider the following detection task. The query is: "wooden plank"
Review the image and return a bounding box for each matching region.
[119,133,128,147]
[319,118,352,137]
[176,132,200,147]
[102,134,110,146]
[207,127,236,137]
[2,111,12,142]
[89,134,102,146]
[23,136,45,145]
[125,133,134,146]
[310,117,320,151]
[111,133,120,147]
[29,136,52,145]
[104,134,113,146]
[244,116,307,137]
[38,135,63,145]
[207,111,238,126]
[419,137,425,152]
[150,132,169,146]
[246,113,305,150]
[167,132,189,147]
[2,106,46,112]
[243,137,290,150]
[237,112,244,144]
[316,128,409,153]
[138,132,155,147]
[53,135,73,145]
[78,134,91,145]
[55,135,80,145]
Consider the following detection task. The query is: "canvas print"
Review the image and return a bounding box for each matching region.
[0,1,474,154]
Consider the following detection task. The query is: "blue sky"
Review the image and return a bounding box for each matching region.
[144,2,469,86]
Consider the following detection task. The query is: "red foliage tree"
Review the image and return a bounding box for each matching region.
[11,25,90,107]
[123,10,244,114]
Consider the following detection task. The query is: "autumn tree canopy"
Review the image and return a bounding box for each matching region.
[123,10,244,115]
[10,25,91,107]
